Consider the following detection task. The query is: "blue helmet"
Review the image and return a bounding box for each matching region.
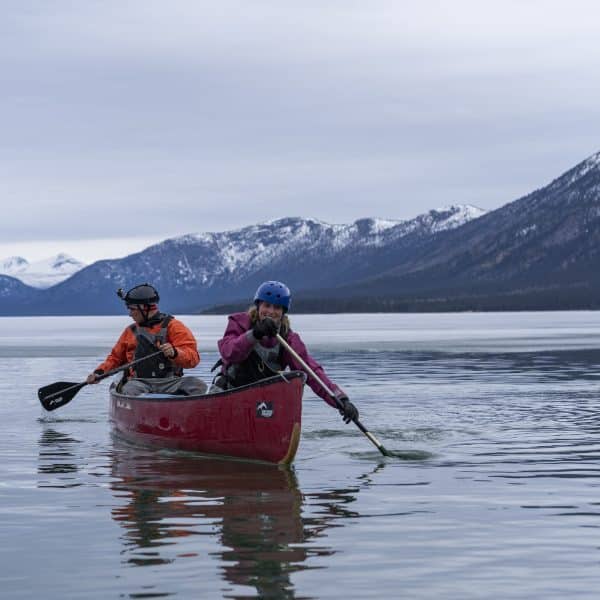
[254,281,291,311]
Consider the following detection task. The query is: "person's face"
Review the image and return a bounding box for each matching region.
[127,304,144,325]
[258,301,284,322]
[127,304,148,324]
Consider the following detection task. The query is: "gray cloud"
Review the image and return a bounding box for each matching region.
[1,1,599,253]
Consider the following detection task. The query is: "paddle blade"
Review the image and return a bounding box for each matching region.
[38,381,87,411]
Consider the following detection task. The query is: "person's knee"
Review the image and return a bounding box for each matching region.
[121,379,149,396]
[180,376,208,395]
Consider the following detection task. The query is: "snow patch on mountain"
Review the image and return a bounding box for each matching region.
[547,149,600,190]
[579,151,600,176]
[370,218,400,234]
[429,205,487,231]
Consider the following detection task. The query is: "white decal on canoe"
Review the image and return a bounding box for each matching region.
[256,401,274,418]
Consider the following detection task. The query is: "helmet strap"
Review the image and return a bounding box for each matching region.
[139,304,158,325]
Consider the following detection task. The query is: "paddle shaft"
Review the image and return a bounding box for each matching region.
[276,334,390,457]
[44,350,163,402]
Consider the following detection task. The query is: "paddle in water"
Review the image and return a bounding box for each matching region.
[275,334,392,457]
[38,350,165,412]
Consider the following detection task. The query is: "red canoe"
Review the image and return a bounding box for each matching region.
[109,371,305,465]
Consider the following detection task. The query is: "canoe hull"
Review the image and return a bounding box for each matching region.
[109,371,305,465]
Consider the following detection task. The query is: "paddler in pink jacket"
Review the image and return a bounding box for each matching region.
[213,280,359,424]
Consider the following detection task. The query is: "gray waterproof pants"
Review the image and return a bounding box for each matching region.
[122,375,208,396]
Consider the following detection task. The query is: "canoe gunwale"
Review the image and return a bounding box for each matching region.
[109,370,307,402]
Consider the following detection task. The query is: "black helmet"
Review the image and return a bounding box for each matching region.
[116,283,160,305]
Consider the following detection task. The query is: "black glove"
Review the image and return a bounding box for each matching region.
[252,317,279,340]
[337,396,359,424]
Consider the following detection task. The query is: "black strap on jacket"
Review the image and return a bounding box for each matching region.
[211,350,281,389]
[129,314,182,378]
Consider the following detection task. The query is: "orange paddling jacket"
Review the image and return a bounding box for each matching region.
[95,315,200,377]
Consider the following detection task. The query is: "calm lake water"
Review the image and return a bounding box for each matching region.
[3,312,600,599]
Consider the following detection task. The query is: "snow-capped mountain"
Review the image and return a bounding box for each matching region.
[160,205,485,287]
[317,149,600,311]
[2,142,600,317]
[3,205,483,315]
[0,253,86,289]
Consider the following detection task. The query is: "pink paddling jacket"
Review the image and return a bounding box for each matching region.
[218,312,346,408]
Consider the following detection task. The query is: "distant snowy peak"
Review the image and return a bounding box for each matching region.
[31,253,85,274]
[1,256,29,274]
[49,253,83,270]
[0,253,86,289]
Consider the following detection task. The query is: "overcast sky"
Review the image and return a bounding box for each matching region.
[2,1,600,262]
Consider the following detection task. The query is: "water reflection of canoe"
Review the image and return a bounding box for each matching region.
[110,442,322,596]
[109,371,305,465]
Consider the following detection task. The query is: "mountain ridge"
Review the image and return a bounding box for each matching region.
[308,150,600,309]
[1,148,600,315]
[0,205,484,315]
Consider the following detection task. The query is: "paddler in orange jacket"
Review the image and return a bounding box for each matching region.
[86,283,207,396]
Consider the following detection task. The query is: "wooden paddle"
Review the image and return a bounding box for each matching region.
[38,350,165,412]
[276,333,391,457]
